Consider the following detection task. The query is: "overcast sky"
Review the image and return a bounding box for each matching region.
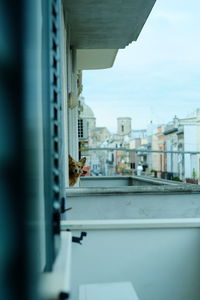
[82,0,200,133]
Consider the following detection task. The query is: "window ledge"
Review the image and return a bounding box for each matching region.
[40,231,72,300]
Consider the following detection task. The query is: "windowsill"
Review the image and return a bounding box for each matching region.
[40,231,72,299]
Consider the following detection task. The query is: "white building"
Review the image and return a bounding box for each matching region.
[164,110,200,180]
[79,96,96,141]
[117,117,132,136]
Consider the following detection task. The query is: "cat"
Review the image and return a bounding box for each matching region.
[68,154,86,186]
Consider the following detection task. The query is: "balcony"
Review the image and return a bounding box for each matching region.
[62,176,200,300]
[62,218,200,300]
[80,175,182,187]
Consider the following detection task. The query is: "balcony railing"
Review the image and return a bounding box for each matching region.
[79,147,200,183]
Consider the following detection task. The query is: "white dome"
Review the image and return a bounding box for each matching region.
[80,99,95,119]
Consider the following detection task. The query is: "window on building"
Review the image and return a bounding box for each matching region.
[78,119,84,138]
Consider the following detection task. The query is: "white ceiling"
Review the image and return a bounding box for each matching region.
[63,0,156,49]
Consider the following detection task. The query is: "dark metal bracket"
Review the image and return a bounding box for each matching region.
[72,232,87,245]
[61,197,72,213]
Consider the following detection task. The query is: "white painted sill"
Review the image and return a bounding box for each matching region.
[61,218,200,231]
[40,231,72,300]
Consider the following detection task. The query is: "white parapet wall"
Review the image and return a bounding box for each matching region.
[80,175,181,187]
[65,185,200,220]
[61,219,200,300]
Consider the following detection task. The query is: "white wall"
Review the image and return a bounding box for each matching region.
[165,135,179,174]
[70,225,200,300]
[166,139,171,172]
[68,106,79,160]
[60,7,69,187]
[60,14,80,185]
[66,192,200,220]
[184,125,197,178]
[67,47,79,162]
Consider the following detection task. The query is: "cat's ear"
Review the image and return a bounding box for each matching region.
[68,154,73,162]
[79,157,86,166]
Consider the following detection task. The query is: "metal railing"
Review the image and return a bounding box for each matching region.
[80,147,200,183]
